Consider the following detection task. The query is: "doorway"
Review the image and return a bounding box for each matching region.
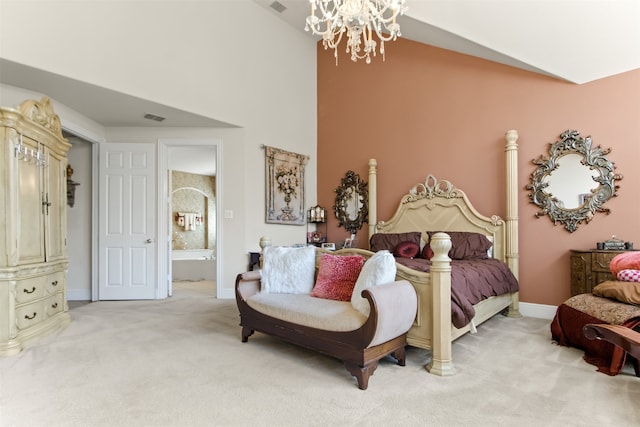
[158,139,222,299]
[65,135,94,301]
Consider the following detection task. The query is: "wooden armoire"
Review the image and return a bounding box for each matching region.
[0,97,71,355]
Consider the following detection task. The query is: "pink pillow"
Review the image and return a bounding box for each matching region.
[394,241,420,258]
[617,269,640,283]
[311,254,365,301]
[610,252,640,276]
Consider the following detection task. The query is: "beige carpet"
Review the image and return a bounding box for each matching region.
[1,281,639,427]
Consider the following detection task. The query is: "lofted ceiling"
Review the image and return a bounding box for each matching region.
[1,0,639,129]
[255,0,640,85]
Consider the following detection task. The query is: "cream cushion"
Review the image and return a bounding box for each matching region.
[351,250,397,316]
[247,293,367,331]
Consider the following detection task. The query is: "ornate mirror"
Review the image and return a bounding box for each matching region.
[526,129,623,233]
[334,170,368,235]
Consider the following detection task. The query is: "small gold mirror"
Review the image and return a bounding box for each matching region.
[526,129,623,233]
[334,171,368,235]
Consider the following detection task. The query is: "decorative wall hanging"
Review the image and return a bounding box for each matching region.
[265,146,308,225]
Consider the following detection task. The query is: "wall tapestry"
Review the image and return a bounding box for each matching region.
[265,146,308,225]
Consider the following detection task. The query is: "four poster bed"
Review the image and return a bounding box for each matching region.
[251,130,521,376]
[361,130,521,375]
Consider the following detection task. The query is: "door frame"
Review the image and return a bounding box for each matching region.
[158,138,222,299]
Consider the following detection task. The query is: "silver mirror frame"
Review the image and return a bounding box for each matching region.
[334,170,368,235]
[526,129,623,233]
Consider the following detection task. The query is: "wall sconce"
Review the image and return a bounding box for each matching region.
[66,164,80,207]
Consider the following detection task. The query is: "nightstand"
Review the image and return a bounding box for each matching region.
[569,249,632,296]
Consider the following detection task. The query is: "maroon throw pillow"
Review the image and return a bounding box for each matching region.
[370,232,421,252]
[395,241,420,258]
[422,244,434,260]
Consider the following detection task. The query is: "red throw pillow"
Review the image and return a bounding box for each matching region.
[311,254,365,301]
[394,241,420,258]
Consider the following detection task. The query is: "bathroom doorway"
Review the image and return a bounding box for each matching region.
[158,139,221,298]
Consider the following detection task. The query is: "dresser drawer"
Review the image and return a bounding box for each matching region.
[45,293,64,316]
[45,271,65,295]
[15,300,45,331]
[591,252,618,273]
[15,276,46,304]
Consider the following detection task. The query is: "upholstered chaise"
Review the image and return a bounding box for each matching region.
[235,248,417,390]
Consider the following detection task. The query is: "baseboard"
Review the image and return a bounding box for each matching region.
[519,302,557,320]
[66,288,558,318]
[67,289,91,301]
[219,287,235,299]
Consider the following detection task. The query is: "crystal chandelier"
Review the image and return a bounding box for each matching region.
[305,0,407,64]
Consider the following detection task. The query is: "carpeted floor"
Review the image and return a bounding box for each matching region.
[1,281,638,427]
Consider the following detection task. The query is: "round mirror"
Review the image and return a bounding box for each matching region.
[526,129,623,232]
[334,171,368,235]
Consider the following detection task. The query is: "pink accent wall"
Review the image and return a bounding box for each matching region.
[317,37,640,306]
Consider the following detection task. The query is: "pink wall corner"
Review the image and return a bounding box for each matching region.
[317,38,640,307]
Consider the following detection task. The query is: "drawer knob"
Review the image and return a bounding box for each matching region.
[24,312,37,320]
[23,286,36,294]
[51,302,58,309]
[51,280,58,286]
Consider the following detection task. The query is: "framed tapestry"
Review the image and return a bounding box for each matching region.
[265,146,308,225]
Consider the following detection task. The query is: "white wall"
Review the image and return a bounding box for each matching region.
[1,1,317,297]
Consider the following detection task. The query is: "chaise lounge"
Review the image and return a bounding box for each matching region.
[235,245,417,390]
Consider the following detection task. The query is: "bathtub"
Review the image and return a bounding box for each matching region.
[172,249,216,281]
[172,249,215,261]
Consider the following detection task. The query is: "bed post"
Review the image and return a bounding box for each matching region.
[259,236,272,268]
[505,130,521,317]
[427,233,456,376]
[368,159,377,245]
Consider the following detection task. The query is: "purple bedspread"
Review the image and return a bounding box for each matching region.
[395,258,519,328]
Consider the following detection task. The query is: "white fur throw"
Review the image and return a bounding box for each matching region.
[351,250,397,316]
[261,245,316,294]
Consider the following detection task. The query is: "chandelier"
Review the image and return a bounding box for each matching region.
[305,0,408,64]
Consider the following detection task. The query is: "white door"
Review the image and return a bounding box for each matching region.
[98,143,157,300]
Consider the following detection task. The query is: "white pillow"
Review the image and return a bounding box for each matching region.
[351,250,397,316]
[261,245,316,294]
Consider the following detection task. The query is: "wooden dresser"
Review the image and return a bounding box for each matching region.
[569,249,630,296]
[0,98,71,355]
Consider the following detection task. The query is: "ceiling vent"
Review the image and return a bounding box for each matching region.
[270,1,286,13]
[143,113,166,122]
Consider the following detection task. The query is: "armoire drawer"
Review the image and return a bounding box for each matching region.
[45,271,65,295]
[15,300,45,331]
[15,276,46,304]
[45,293,64,316]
